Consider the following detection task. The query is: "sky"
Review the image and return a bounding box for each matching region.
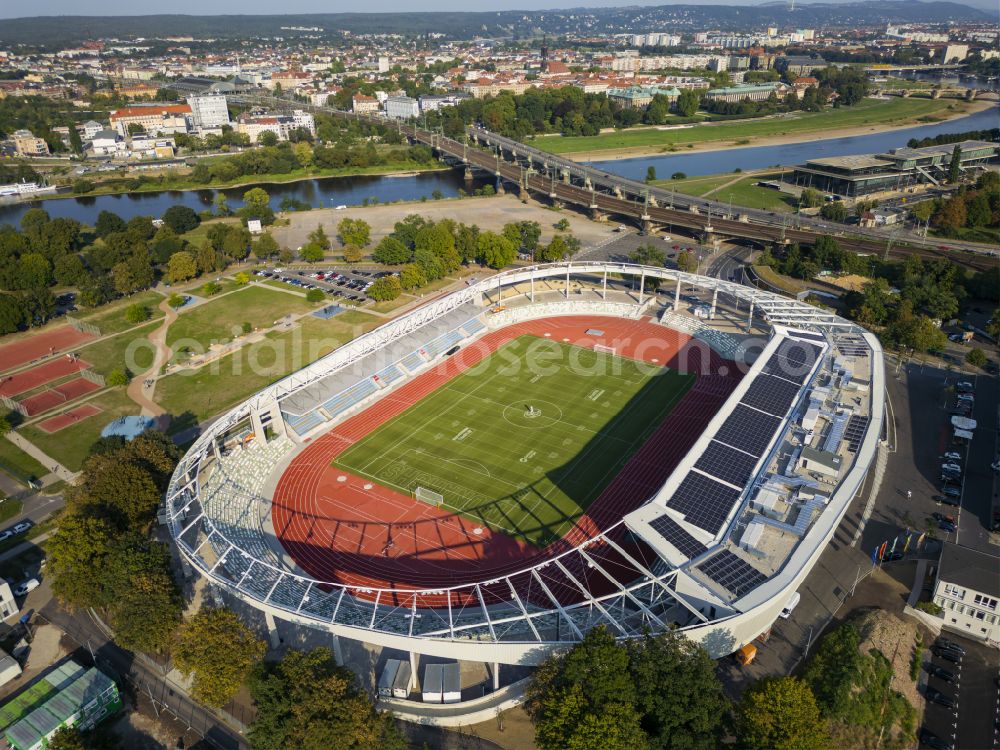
[3,0,991,18]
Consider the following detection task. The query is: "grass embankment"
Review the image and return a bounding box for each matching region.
[74,290,165,336]
[656,171,797,212]
[156,312,380,422]
[544,98,959,155]
[56,159,448,200]
[20,389,138,472]
[77,321,159,378]
[0,440,48,484]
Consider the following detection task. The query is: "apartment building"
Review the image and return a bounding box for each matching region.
[109,104,192,136]
[187,94,230,129]
[933,543,1000,645]
[703,82,792,103]
[235,111,316,143]
[12,130,49,157]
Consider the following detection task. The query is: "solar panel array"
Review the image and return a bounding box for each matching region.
[666,472,742,534]
[649,514,707,559]
[739,374,802,417]
[696,550,769,596]
[714,404,782,457]
[792,331,826,344]
[836,334,869,358]
[761,339,822,385]
[844,414,870,452]
[694,442,760,489]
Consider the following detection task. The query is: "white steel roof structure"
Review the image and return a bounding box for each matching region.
[166,262,884,665]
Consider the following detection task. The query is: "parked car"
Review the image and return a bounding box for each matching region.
[918,728,954,750]
[934,647,962,664]
[932,513,956,525]
[924,687,955,708]
[955,381,973,393]
[13,579,39,597]
[11,521,32,534]
[936,638,966,656]
[779,591,801,619]
[942,451,962,462]
[926,664,955,683]
[934,495,961,507]
[938,520,957,533]
[940,485,961,498]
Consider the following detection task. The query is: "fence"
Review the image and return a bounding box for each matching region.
[67,316,101,337]
[80,369,106,387]
[0,394,26,417]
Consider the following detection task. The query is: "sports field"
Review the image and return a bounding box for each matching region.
[333,336,695,547]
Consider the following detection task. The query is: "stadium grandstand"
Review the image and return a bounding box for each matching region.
[167,261,883,684]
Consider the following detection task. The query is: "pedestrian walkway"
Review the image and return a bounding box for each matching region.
[4,432,75,483]
[126,298,177,418]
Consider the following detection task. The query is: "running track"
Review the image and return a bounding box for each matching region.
[0,326,94,371]
[0,356,90,398]
[271,316,743,607]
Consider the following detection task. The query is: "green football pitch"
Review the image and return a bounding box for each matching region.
[332,336,696,548]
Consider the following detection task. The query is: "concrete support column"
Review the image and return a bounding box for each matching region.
[331,633,344,666]
[711,288,719,320]
[673,276,681,312]
[250,408,266,447]
[409,651,419,690]
[464,167,474,181]
[530,275,535,303]
[495,178,505,195]
[493,662,500,691]
[267,401,286,439]
[497,275,502,304]
[212,439,221,461]
[565,269,570,298]
[519,185,529,201]
[265,611,281,649]
[639,272,645,306]
[747,296,756,332]
[602,270,608,300]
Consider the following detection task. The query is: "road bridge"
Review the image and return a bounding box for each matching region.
[231,94,995,271]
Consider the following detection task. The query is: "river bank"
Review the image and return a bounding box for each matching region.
[558,97,996,162]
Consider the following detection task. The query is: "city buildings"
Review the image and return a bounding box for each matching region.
[186,94,231,130]
[235,111,316,143]
[933,543,1000,644]
[109,104,192,137]
[703,82,792,103]
[385,95,420,120]
[11,131,48,158]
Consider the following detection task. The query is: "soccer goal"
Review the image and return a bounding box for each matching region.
[593,344,616,356]
[414,486,445,508]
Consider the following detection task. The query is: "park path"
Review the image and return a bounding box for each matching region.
[4,432,76,483]
[126,299,177,418]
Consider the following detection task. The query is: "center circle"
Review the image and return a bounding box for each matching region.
[502,399,563,429]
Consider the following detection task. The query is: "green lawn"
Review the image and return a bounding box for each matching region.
[166,285,317,350]
[20,388,138,472]
[333,337,696,548]
[78,321,160,378]
[544,98,959,155]
[157,312,381,422]
[657,171,797,212]
[75,290,165,336]
[0,439,48,484]
[654,173,745,197]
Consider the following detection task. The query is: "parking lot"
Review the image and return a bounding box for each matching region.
[919,635,1000,750]
[254,267,393,304]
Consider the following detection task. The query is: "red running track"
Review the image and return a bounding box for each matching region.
[271,316,743,606]
[0,357,90,398]
[0,326,94,372]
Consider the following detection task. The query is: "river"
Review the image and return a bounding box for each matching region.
[0,105,996,228]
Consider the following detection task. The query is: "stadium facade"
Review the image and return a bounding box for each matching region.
[166,262,884,667]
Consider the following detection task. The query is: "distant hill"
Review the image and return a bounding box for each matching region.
[0,3,991,48]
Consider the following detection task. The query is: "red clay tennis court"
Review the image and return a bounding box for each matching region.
[20,377,102,416]
[0,326,95,371]
[271,316,743,605]
[37,404,103,433]
[0,357,91,398]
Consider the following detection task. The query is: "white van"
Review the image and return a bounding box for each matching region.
[780,591,801,619]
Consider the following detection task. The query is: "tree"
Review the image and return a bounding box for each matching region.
[526,627,646,750]
[478,231,516,269]
[79,454,160,529]
[299,243,325,262]
[342,245,363,263]
[538,235,570,262]
[555,218,571,231]
[676,88,701,117]
[628,632,729,750]
[0,296,25,335]
[947,144,962,184]
[629,244,666,267]
[799,188,823,208]
[306,288,325,302]
[337,218,371,248]
[104,535,182,653]
[254,233,280,260]
[248,647,405,750]
[399,264,426,291]
[46,727,87,750]
[258,131,279,147]
[368,275,402,302]
[646,166,657,183]
[933,196,967,232]
[167,251,197,283]
[53,254,87,286]
[234,271,251,285]
[241,187,274,225]
[676,250,696,273]
[966,348,987,368]
[162,205,200,234]
[292,141,313,168]
[372,236,410,265]
[308,225,331,251]
[174,608,266,708]
[17,253,52,289]
[819,201,848,222]
[736,677,829,750]
[95,210,127,238]
[68,126,84,156]
[47,511,118,609]
[106,367,130,387]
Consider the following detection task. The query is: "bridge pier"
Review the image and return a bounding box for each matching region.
[519,184,529,201]
[590,207,607,222]
[613,186,624,198]
[641,217,655,235]
[464,167,474,182]
[495,177,505,195]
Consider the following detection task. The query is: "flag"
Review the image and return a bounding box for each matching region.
[889,536,898,554]
[917,532,926,550]
[878,541,887,561]
[903,532,912,554]
[871,546,878,566]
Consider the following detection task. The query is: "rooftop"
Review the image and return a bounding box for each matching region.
[938,543,1000,597]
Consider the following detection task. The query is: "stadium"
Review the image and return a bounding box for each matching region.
[166,261,884,676]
